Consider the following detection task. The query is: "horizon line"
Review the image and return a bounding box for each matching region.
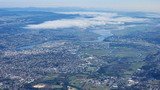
[0,6,159,13]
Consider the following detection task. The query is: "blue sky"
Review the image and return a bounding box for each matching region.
[0,0,160,12]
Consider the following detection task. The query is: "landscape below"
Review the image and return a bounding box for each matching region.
[0,8,160,90]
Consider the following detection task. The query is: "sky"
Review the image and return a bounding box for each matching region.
[0,0,160,12]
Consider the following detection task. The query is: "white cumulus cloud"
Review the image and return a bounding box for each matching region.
[25,12,147,30]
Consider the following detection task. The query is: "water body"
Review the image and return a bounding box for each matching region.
[92,29,113,42]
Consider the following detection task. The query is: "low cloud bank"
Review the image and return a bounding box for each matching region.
[25,12,147,30]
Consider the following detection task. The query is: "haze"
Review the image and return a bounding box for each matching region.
[0,0,160,12]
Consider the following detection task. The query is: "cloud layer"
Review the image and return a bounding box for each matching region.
[25,12,147,30]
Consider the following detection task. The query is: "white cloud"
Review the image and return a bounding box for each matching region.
[25,12,147,30]
[146,13,160,18]
[26,19,91,29]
